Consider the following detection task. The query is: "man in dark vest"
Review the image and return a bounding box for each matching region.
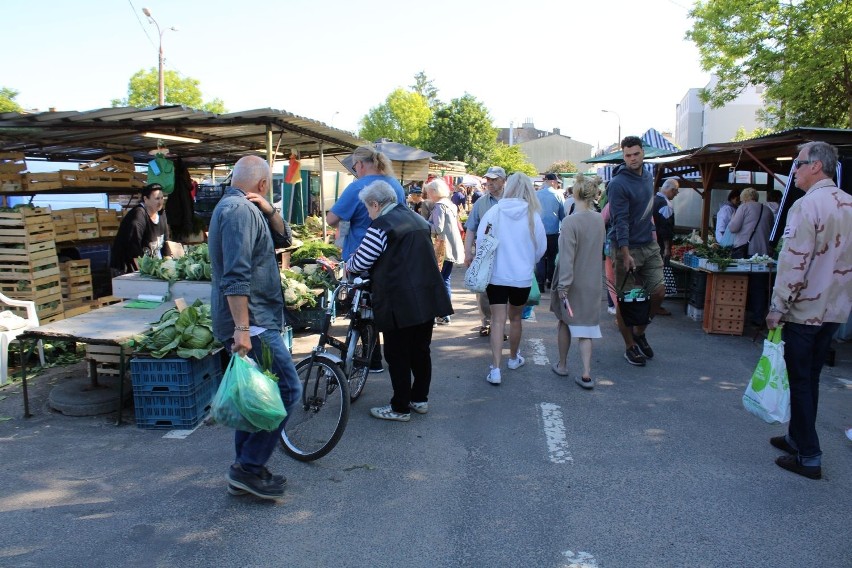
[346,180,452,422]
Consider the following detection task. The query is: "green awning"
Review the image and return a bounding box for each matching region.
[583,146,677,164]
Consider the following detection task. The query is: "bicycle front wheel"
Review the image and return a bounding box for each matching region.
[280,355,350,462]
[345,321,376,402]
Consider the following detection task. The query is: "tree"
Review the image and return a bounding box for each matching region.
[545,160,578,174]
[481,144,538,177]
[358,88,432,146]
[425,94,496,169]
[0,87,22,113]
[731,126,773,142]
[111,68,226,113]
[687,0,852,129]
[410,71,439,108]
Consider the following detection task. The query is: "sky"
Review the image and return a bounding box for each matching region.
[4,0,709,152]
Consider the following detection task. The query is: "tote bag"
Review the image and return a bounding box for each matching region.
[743,326,790,424]
[464,216,499,293]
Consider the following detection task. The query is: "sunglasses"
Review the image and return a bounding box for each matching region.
[793,159,817,168]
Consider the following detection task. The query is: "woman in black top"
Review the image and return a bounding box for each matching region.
[110,183,170,274]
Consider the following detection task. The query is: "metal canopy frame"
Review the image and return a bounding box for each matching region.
[0,105,366,167]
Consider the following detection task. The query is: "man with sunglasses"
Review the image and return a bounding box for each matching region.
[766,141,852,480]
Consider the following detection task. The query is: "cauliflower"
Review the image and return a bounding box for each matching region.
[301,263,318,276]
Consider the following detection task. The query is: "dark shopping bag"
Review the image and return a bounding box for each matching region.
[210,354,287,432]
[616,269,651,326]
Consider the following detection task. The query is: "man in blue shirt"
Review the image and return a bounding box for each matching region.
[209,155,301,501]
[535,173,566,290]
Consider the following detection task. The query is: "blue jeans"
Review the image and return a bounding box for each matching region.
[439,260,453,318]
[226,329,303,474]
[783,321,839,466]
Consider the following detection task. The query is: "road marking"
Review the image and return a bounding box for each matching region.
[540,402,572,463]
[561,550,598,567]
[163,423,203,439]
[527,338,549,365]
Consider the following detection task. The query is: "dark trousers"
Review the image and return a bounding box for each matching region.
[439,260,454,317]
[746,274,770,324]
[783,321,839,465]
[383,320,434,413]
[536,233,559,289]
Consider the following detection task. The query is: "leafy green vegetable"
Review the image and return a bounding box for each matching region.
[291,240,341,263]
[137,299,220,359]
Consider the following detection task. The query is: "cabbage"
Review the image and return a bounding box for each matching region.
[158,259,179,282]
[138,300,220,358]
[302,264,317,275]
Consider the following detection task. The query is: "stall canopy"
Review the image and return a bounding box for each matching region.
[0,105,366,166]
[338,140,436,182]
[647,127,852,239]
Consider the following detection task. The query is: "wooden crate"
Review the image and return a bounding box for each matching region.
[24,172,61,191]
[51,212,77,242]
[0,240,55,263]
[61,259,91,277]
[0,173,24,192]
[0,152,26,174]
[60,259,94,303]
[0,208,56,245]
[97,209,120,237]
[703,273,748,336]
[131,172,147,189]
[86,344,124,378]
[76,223,99,240]
[79,154,135,173]
[0,254,61,283]
[39,312,66,324]
[73,207,98,224]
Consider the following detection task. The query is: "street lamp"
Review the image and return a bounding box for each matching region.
[601,109,621,146]
[142,7,178,106]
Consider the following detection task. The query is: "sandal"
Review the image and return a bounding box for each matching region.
[479,325,490,337]
[575,376,595,389]
[551,363,570,377]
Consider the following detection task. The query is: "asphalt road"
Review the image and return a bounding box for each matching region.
[1,274,850,568]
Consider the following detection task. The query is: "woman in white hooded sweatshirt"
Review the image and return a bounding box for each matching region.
[476,172,547,385]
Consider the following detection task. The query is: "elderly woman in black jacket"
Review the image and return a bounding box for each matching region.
[346,180,452,422]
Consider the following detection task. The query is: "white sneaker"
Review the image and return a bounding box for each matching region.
[607,306,617,315]
[507,354,525,370]
[409,401,428,414]
[486,367,501,385]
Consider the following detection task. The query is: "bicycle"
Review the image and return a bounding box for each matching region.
[280,262,377,461]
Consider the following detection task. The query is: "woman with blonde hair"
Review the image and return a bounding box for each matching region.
[327,145,406,372]
[424,177,465,325]
[476,172,547,385]
[551,173,606,388]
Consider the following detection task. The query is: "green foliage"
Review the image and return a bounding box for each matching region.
[410,71,439,108]
[476,143,537,177]
[731,126,774,142]
[546,160,578,174]
[291,240,340,263]
[0,87,22,113]
[111,68,226,113]
[425,94,496,168]
[358,88,432,146]
[687,0,852,129]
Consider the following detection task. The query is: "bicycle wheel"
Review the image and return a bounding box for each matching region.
[344,322,376,402]
[280,355,350,462]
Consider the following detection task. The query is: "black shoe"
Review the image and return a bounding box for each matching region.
[227,463,286,499]
[770,436,796,455]
[775,455,821,480]
[624,345,647,366]
[633,334,654,359]
[369,365,384,374]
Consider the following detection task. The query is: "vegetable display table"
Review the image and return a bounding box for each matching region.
[18,300,174,424]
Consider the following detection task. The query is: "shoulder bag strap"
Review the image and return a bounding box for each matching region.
[746,205,764,244]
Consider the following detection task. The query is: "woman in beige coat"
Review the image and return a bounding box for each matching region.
[425,178,465,324]
[550,174,606,388]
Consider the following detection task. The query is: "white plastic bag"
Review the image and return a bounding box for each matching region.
[464,216,499,293]
[743,326,790,424]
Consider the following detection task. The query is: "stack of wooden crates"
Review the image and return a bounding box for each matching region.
[0,207,64,323]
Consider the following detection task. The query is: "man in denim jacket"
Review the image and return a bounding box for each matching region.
[209,155,302,500]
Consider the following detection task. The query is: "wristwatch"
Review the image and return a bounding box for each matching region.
[267,207,280,218]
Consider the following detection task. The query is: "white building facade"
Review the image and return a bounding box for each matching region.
[675,77,765,149]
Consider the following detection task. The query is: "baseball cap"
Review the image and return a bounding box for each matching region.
[543,173,559,181]
[409,187,422,194]
[483,166,507,179]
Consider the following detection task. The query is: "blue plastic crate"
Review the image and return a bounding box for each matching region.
[130,353,223,392]
[133,373,221,430]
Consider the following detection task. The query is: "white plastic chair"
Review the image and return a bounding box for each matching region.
[0,292,46,385]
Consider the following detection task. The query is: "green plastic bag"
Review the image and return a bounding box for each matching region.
[743,326,790,424]
[526,274,541,306]
[210,354,287,432]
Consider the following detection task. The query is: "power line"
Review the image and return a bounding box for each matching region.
[127,0,157,51]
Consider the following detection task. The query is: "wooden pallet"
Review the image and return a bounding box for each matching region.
[90,295,122,308]
[86,344,124,378]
